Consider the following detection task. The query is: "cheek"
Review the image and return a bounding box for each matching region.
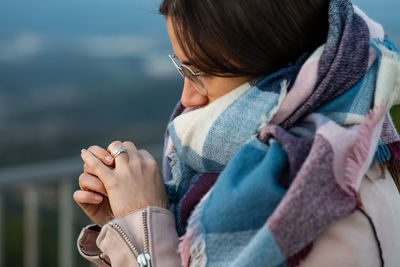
[201,78,219,96]
[204,79,232,101]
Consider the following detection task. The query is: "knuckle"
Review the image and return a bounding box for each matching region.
[143,157,156,165]
[147,159,158,168]
[78,173,86,185]
[83,163,89,172]
[95,166,104,177]
[93,159,102,168]
[88,145,97,151]
[111,140,122,147]
[91,161,99,170]
[123,141,134,147]
[140,149,153,159]
[108,140,122,152]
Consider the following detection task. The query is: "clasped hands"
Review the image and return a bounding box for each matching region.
[73,141,169,227]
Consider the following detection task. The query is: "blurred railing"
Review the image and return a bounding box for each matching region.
[0,143,163,267]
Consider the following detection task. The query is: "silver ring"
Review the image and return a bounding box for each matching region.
[111,147,128,159]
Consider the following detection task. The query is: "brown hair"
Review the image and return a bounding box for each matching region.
[160,0,330,77]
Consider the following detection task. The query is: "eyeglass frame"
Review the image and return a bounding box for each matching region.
[168,54,208,96]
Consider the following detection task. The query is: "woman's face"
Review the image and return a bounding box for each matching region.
[167,18,253,107]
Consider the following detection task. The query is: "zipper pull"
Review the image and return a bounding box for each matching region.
[145,253,151,267]
[137,253,151,267]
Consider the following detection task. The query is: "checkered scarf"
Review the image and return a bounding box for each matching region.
[162,1,400,266]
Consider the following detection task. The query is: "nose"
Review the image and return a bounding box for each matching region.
[180,78,208,107]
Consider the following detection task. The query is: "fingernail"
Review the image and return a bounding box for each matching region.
[94,195,102,202]
[106,156,114,162]
[81,149,86,154]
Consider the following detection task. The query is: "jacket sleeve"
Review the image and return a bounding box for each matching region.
[77,224,111,266]
[77,206,182,267]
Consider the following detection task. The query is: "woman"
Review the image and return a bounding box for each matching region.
[74,0,400,266]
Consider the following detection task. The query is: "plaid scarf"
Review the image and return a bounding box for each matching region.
[162,1,400,266]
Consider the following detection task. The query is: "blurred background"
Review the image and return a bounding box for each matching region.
[0,0,398,266]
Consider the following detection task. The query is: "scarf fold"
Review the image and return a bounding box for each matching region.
[162,1,400,266]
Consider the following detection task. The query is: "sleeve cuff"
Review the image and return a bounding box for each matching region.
[77,224,111,266]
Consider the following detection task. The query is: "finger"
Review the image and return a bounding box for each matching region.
[79,173,108,196]
[73,190,103,205]
[84,163,101,177]
[83,163,92,174]
[81,149,112,183]
[107,140,129,166]
[88,145,114,166]
[123,141,143,163]
[137,149,156,163]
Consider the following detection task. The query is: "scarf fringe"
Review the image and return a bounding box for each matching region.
[344,102,386,194]
[370,39,400,108]
[167,151,182,195]
[375,142,392,164]
[371,38,400,60]
[370,38,400,191]
[178,228,194,267]
[186,235,207,267]
[258,80,288,133]
[373,142,400,193]
[178,190,211,267]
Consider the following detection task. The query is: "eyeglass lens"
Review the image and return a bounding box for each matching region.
[170,55,207,95]
[179,66,206,95]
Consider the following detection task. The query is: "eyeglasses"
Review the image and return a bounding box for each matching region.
[168,54,208,96]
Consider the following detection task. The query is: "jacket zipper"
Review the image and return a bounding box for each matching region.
[110,209,151,267]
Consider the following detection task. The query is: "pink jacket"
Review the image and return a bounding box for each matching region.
[77,162,400,266]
